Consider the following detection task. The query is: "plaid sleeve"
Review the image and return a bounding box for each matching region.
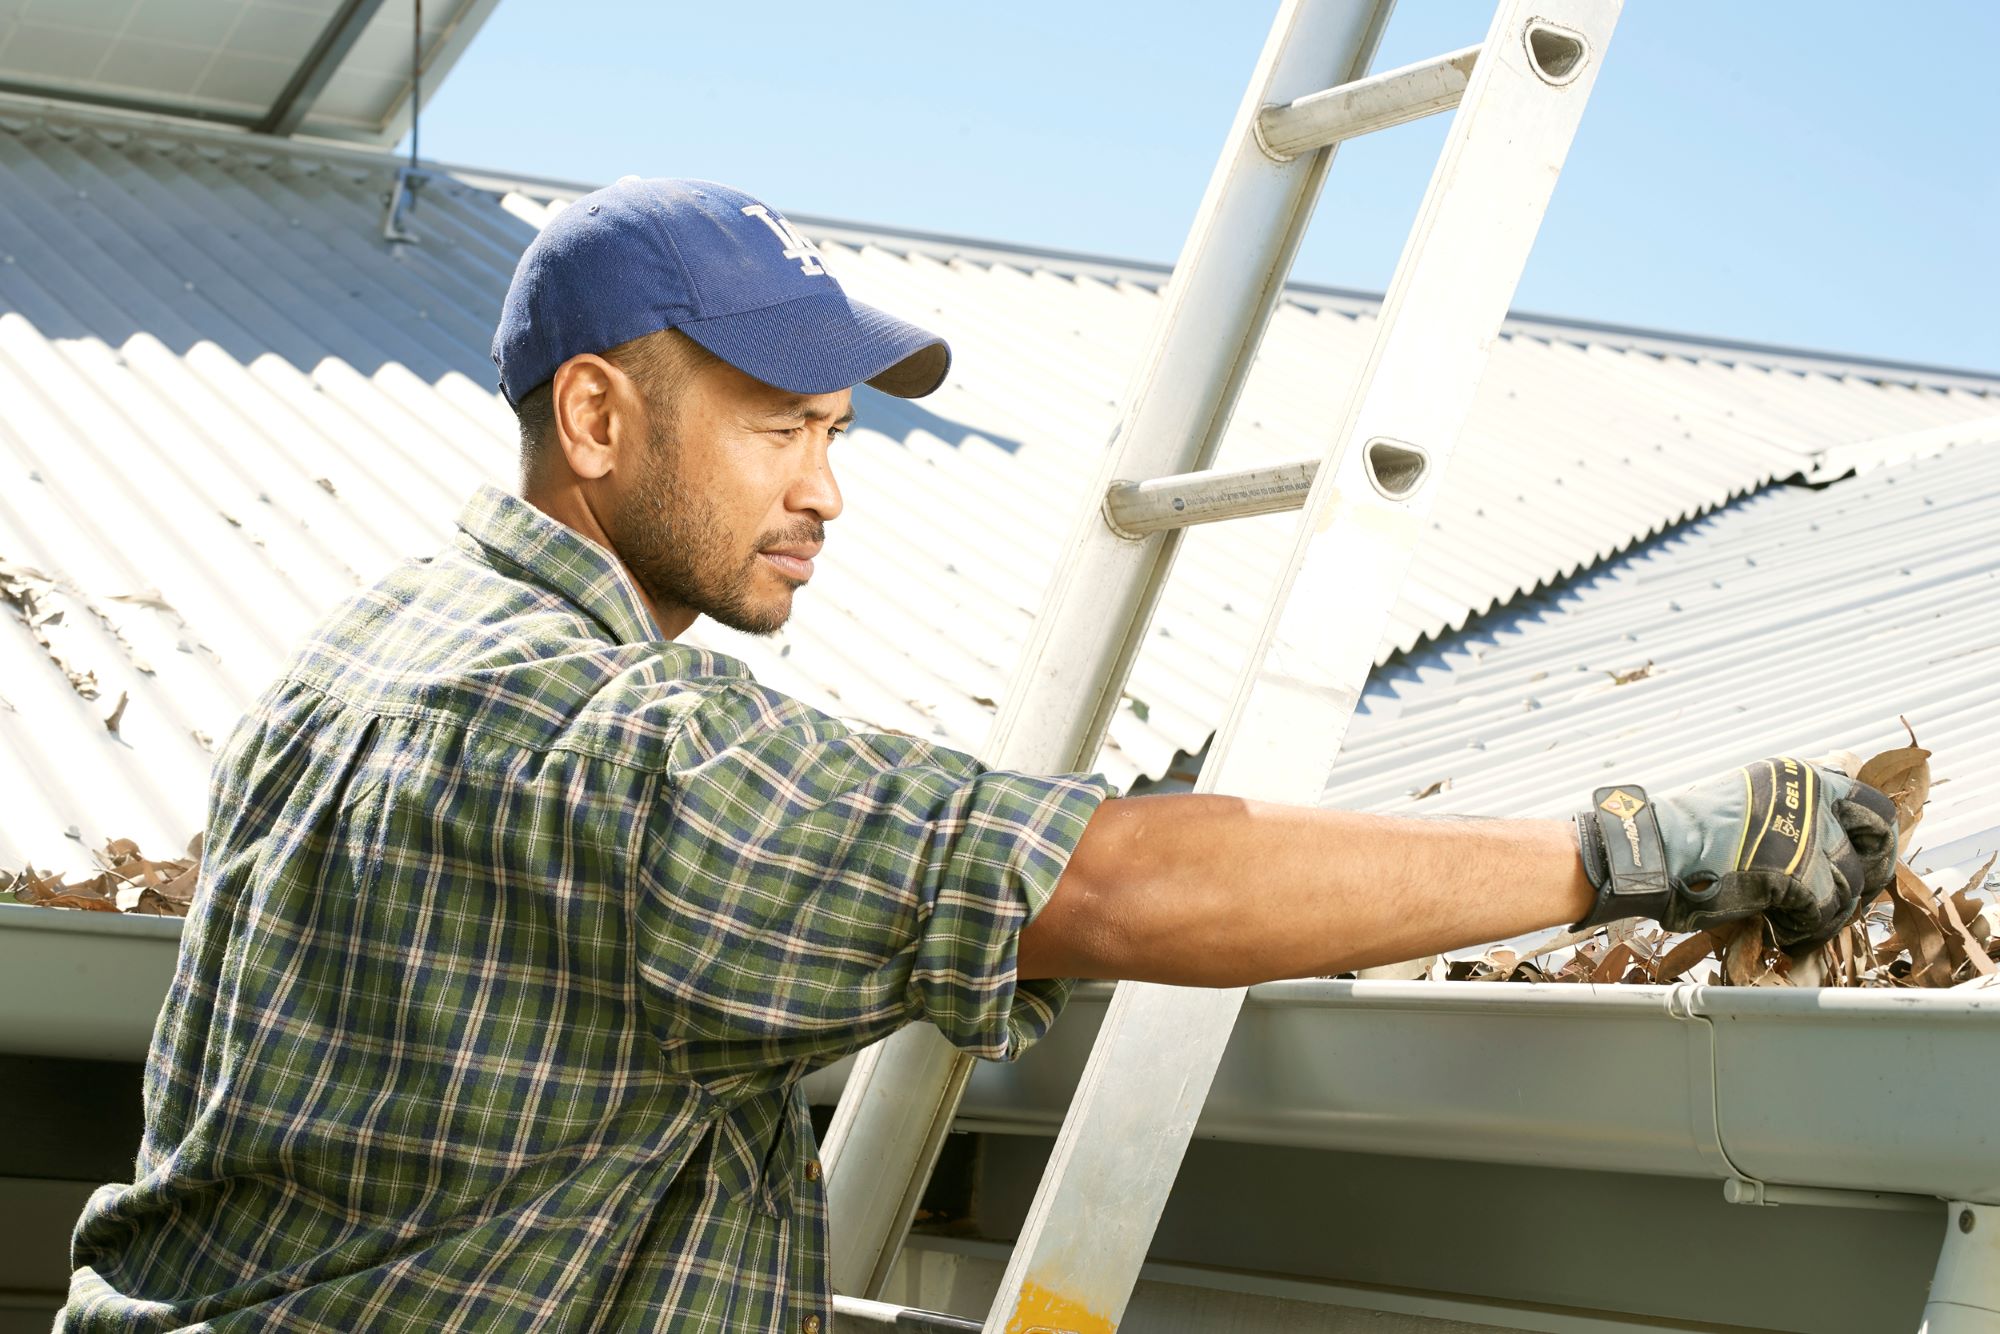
[638,683,1112,1082]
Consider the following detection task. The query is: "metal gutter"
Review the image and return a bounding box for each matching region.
[7,907,1991,1322]
[0,905,178,1061]
[804,977,1998,1208]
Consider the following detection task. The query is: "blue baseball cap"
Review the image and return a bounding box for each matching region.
[491,177,950,407]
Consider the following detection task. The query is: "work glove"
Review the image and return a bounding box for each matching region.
[1572,756,1899,950]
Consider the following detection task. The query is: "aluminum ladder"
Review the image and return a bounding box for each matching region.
[823,0,1622,1328]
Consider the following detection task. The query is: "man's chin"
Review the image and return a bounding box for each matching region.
[705,588,795,638]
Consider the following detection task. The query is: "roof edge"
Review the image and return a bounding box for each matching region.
[795,213,2000,393]
[2,89,1992,394]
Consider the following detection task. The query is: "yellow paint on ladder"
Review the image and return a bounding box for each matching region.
[1003,1280,1116,1334]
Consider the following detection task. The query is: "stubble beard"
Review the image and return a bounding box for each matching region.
[607,420,820,638]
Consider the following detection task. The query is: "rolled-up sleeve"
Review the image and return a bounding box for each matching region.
[637,683,1113,1081]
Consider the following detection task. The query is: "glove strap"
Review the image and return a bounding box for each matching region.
[1572,785,1673,930]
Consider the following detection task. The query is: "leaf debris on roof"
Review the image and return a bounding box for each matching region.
[5,833,201,917]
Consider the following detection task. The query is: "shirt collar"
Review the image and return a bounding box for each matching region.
[454,485,664,646]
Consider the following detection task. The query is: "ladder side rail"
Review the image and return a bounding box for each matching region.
[982,3,1621,1330]
[820,0,1398,1299]
[982,0,1395,778]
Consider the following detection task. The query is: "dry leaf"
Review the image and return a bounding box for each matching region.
[1937,892,1996,979]
[1786,950,1827,987]
[1720,920,1774,986]
[1855,720,1931,852]
[107,588,176,612]
[9,834,201,918]
[1555,942,1602,983]
[1654,930,1721,982]
[38,891,121,912]
[1947,854,1996,926]
[1889,863,1954,986]
[1589,940,1639,983]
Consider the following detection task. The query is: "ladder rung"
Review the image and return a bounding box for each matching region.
[1104,459,1317,536]
[1105,437,1432,536]
[832,1294,981,1332]
[1256,43,1481,159]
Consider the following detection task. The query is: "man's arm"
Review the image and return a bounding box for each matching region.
[1020,758,1903,986]
[1018,795,1592,985]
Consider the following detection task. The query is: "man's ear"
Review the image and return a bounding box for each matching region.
[550,353,627,481]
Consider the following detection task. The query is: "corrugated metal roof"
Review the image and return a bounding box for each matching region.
[1,101,1996,871]
[1322,427,2000,877]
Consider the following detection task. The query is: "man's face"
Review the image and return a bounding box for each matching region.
[605,358,850,637]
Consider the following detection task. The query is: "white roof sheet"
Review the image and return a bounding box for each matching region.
[1,101,1996,871]
[1323,426,2000,877]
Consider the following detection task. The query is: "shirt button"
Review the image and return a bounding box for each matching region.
[804,1159,822,1183]
[802,1316,822,1334]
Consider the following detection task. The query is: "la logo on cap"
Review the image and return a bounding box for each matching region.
[740,204,826,276]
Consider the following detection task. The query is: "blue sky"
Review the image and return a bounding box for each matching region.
[410,1,1998,373]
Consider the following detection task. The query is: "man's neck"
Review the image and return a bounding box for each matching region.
[518,479,691,640]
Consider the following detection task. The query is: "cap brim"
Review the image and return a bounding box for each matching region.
[678,290,951,399]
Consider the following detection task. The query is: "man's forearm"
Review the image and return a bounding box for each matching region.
[1018,794,1595,985]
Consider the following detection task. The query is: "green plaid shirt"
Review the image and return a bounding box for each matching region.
[65,486,1110,1332]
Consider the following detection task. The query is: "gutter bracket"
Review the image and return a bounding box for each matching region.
[1664,983,1737,1181]
[1721,1176,1773,1207]
[1670,986,1946,1217]
[1721,1176,1942,1214]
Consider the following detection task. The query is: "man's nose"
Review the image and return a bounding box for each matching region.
[793,441,843,523]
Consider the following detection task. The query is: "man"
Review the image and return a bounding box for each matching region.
[63,179,1899,1331]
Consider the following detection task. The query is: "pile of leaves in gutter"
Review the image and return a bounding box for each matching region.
[1440,725,1999,990]
[3,833,202,917]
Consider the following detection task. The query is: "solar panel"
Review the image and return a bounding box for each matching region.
[0,0,493,143]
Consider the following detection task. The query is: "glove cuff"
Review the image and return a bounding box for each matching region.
[1572,785,1674,930]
